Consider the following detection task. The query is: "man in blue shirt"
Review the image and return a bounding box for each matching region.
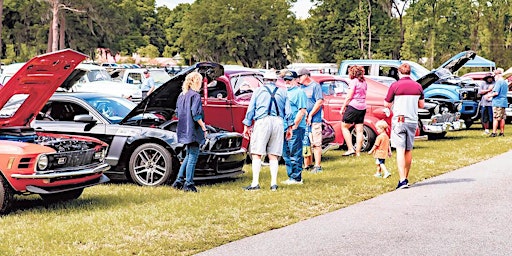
[487,68,508,137]
[141,69,155,99]
[298,68,324,173]
[242,70,293,191]
[281,70,308,185]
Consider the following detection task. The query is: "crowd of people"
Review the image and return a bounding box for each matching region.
[173,63,508,193]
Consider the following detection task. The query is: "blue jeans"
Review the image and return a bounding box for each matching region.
[282,127,305,181]
[176,143,200,186]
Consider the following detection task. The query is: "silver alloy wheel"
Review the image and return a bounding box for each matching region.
[129,143,172,186]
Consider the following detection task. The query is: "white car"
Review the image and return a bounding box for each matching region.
[110,68,171,89]
[71,64,143,102]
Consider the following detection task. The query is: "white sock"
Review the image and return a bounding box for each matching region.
[269,159,279,186]
[251,158,261,187]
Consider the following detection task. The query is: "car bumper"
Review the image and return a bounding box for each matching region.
[11,163,110,179]
[449,120,466,131]
[194,149,247,180]
[421,123,448,134]
[25,174,110,194]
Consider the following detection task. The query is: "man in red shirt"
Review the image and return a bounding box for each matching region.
[384,63,425,189]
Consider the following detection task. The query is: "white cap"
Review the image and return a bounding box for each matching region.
[263,70,278,80]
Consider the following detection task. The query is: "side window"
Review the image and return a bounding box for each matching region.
[230,75,262,97]
[380,65,399,80]
[205,80,227,99]
[41,102,89,121]
[127,73,142,85]
[321,80,349,96]
[347,65,370,76]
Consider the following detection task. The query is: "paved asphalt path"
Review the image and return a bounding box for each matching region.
[198,150,512,256]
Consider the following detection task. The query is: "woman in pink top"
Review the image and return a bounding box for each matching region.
[340,65,368,156]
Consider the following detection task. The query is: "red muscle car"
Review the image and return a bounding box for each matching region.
[0,49,110,214]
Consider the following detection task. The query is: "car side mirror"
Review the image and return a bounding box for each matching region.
[74,114,96,123]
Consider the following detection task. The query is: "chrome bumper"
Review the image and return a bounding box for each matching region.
[11,163,110,179]
[422,123,448,134]
[449,120,465,131]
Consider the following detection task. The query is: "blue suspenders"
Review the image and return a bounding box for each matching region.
[263,85,280,117]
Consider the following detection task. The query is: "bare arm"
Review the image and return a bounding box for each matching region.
[418,99,425,109]
[293,109,307,129]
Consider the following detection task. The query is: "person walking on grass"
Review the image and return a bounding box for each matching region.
[281,70,308,185]
[340,65,368,157]
[298,68,324,173]
[368,120,392,179]
[384,63,424,189]
[172,71,208,193]
[242,70,292,191]
[487,68,508,137]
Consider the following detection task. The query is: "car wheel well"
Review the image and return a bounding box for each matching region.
[118,138,177,183]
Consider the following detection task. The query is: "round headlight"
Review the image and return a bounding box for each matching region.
[37,154,49,171]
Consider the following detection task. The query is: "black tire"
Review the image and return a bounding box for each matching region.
[351,125,376,152]
[464,119,473,129]
[0,176,14,214]
[40,188,84,203]
[129,143,173,186]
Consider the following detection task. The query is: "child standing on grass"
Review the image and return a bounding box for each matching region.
[368,120,391,178]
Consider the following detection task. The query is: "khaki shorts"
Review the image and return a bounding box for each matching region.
[310,122,322,147]
[493,107,506,120]
[250,116,284,156]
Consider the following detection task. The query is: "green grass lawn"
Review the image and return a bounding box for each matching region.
[1,126,511,256]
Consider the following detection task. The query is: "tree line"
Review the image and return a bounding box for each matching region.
[1,0,512,70]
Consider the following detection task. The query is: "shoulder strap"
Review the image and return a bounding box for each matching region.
[264,86,280,116]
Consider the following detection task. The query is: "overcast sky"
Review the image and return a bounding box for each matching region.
[155,0,314,19]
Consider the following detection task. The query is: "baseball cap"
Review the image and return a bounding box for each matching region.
[283,70,298,81]
[297,68,310,76]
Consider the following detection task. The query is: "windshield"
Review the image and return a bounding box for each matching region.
[83,96,161,124]
[230,73,263,98]
[87,70,113,82]
[404,61,430,80]
[83,96,136,123]
[150,70,172,85]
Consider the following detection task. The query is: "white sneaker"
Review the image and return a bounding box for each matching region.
[282,179,303,185]
[383,172,391,179]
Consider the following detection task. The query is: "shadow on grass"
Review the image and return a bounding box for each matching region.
[9,193,113,215]
[413,178,474,187]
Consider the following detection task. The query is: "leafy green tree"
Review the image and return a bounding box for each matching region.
[179,0,300,68]
[137,44,159,58]
[157,4,191,59]
[305,0,398,63]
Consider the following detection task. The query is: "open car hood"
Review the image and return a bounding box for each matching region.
[0,49,87,127]
[417,51,476,89]
[120,62,224,124]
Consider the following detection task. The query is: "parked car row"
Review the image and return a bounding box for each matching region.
[0,50,483,214]
[0,50,247,214]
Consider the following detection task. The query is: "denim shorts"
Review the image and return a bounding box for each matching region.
[390,122,417,150]
[375,158,385,165]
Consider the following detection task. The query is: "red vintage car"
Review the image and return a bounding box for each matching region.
[311,74,393,151]
[0,50,110,214]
